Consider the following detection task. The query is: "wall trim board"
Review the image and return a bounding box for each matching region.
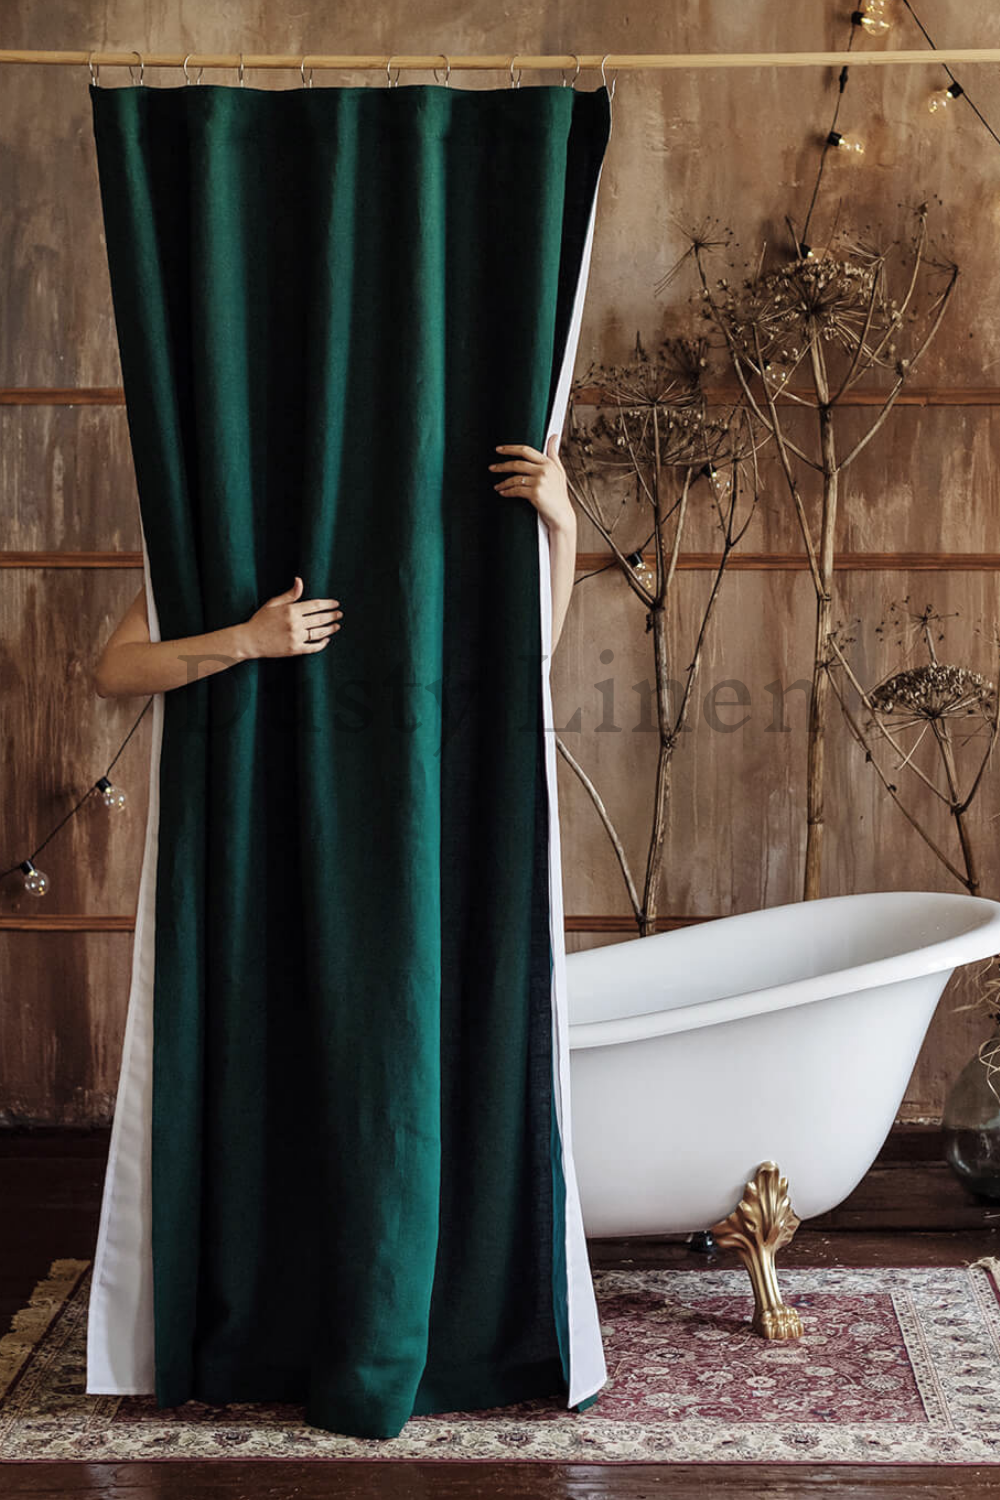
[0,913,706,933]
[8,385,1000,407]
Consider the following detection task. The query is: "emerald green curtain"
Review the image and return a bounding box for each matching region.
[89,79,610,1439]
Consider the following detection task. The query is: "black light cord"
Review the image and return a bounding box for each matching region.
[0,698,153,882]
[899,0,1000,150]
[801,25,856,246]
[574,525,656,584]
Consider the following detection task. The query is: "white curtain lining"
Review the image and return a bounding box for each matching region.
[538,145,609,1409]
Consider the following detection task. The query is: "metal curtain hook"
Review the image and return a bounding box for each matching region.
[562,53,581,88]
[433,53,451,86]
[386,55,401,87]
[300,55,314,87]
[88,51,101,86]
[600,53,617,100]
[238,51,245,87]
[127,50,144,86]
[183,53,204,85]
[509,54,523,88]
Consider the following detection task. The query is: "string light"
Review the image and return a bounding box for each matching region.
[626,550,657,594]
[0,699,151,900]
[19,860,50,898]
[899,0,1000,149]
[827,129,865,155]
[851,8,891,35]
[797,242,833,261]
[701,463,733,496]
[96,775,127,811]
[928,81,964,114]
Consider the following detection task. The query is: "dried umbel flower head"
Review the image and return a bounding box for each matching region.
[707,248,896,376]
[577,401,736,472]
[868,664,996,725]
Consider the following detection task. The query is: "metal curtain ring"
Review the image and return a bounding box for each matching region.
[386,55,401,87]
[562,53,581,87]
[509,54,523,88]
[127,50,144,86]
[433,53,451,86]
[300,56,314,87]
[600,53,618,100]
[183,54,204,85]
[238,51,245,87]
[88,51,101,86]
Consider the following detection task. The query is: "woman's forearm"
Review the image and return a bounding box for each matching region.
[547,512,577,652]
[94,622,254,698]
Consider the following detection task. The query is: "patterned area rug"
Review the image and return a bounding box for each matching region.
[4,1258,1000,1463]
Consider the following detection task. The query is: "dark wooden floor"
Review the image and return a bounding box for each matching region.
[4,1125,1000,1496]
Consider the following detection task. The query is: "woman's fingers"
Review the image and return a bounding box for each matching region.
[299,622,341,652]
[496,478,540,495]
[299,607,343,627]
[299,597,340,613]
[490,459,543,476]
[495,442,547,463]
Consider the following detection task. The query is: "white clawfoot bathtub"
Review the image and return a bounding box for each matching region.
[567,891,1000,1238]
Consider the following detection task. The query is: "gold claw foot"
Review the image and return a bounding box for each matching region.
[708,1160,804,1340]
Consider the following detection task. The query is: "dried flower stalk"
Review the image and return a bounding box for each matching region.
[559,336,761,936]
[826,603,999,896]
[690,211,958,899]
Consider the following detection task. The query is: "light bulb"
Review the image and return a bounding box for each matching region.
[828,130,865,155]
[800,243,833,262]
[627,551,656,593]
[928,82,963,114]
[702,463,733,495]
[859,14,890,32]
[20,859,49,898]
[96,775,127,811]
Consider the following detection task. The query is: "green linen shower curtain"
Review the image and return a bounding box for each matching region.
[88,77,611,1440]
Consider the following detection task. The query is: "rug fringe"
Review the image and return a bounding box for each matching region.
[0,1258,89,1402]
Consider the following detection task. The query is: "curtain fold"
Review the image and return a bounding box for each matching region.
[86,78,611,1440]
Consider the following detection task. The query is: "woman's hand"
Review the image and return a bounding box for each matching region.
[489,433,577,651]
[240,576,343,659]
[489,434,575,535]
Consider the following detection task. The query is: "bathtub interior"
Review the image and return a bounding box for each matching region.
[565,890,997,1027]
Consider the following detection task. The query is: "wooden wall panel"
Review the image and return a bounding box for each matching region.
[1,407,139,552]
[0,931,134,1125]
[557,567,1000,909]
[572,406,1000,559]
[3,0,1000,1123]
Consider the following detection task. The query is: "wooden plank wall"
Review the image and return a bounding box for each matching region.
[2,1,999,1123]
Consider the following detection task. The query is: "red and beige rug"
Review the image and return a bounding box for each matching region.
[3,1258,1000,1463]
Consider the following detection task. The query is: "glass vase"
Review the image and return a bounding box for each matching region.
[942,1029,1000,1200]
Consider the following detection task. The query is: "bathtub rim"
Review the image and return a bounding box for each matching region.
[567,890,1000,1051]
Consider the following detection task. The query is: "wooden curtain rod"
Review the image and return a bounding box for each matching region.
[3,49,1000,72]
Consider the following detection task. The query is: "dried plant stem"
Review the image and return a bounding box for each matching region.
[804,335,837,901]
[694,227,958,901]
[826,636,952,803]
[560,341,759,936]
[824,662,971,888]
[565,475,656,609]
[555,736,642,921]
[641,407,671,935]
[825,628,1000,895]
[931,721,980,896]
